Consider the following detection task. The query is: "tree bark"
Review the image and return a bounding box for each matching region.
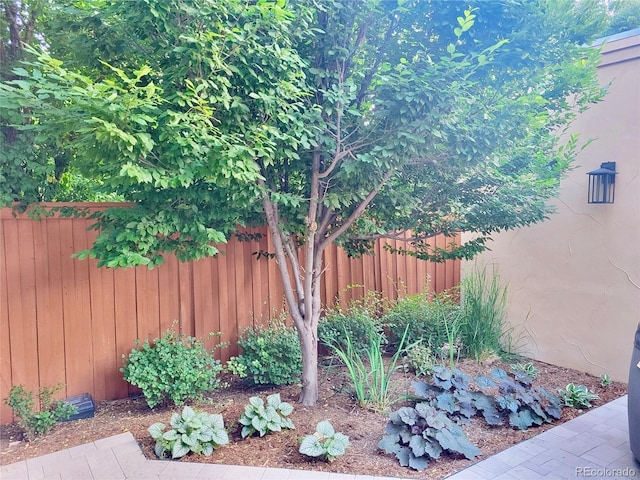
[298,319,319,405]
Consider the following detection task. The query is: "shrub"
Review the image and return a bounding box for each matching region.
[4,384,78,441]
[558,383,600,409]
[148,406,229,459]
[121,329,224,408]
[318,291,386,356]
[299,420,349,462]
[233,319,302,385]
[238,393,295,438]
[382,292,460,354]
[459,265,509,360]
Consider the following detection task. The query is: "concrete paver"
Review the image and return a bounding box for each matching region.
[1,395,637,480]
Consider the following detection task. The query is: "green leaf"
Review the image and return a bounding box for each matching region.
[316,420,335,437]
[171,440,190,459]
[148,422,165,439]
[299,435,324,457]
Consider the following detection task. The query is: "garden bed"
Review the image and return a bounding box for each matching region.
[0,357,627,479]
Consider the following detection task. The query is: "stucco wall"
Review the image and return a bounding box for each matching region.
[464,31,640,382]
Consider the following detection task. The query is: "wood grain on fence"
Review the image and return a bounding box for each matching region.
[0,204,460,423]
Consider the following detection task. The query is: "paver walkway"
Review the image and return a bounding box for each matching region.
[0,395,637,480]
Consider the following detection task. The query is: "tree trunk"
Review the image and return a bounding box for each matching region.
[298,320,319,405]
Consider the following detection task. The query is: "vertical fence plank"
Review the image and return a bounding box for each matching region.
[12,219,39,398]
[113,267,138,397]
[33,219,66,398]
[0,218,13,423]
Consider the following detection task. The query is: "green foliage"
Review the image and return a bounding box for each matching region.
[319,291,387,356]
[225,356,248,379]
[327,326,409,412]
[238,393,295,438]
[299,420,350,462]
[148,406,229,459]
[382,292,460,354]
[403,343,437,377]
[378,402,481,471]
[558,383,600,409]
[600,374,612,388]
[121,329,224,408]
[234,319,302,385]
[511,362,540,381]
[459,265,510,360]
[3,384,78,441]
[413,365,563,431]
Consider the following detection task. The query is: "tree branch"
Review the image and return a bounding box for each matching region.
[321,168,396,250]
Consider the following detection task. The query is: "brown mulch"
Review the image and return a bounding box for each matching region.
[0,358,627,479]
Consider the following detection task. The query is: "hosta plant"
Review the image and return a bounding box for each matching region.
[378,403,481,471]
[558,383,600,409]
[148,406,229,459]
[238,393,295,438]
[299,420,350,462]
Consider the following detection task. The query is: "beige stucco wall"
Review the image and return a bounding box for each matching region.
[464,31,640,382]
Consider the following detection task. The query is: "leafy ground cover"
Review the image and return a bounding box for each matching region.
[0,358,626,479]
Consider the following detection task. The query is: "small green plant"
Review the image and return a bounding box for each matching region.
[599,373,612,387]
[328,326,409,412]
[238,393,295,438]
[299,420,350,462]
[378,402,481,471]
[403,343,437,377]
[121,329,225,408]
[558,383,600,409]
[4,384,78,441]
[511,362,539,381]
[233,318,302,385]
[148,406,229,459]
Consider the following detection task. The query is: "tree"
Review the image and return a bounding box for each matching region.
[0,0,606,405]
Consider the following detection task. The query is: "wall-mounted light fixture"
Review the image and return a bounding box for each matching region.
[587,162,617,204]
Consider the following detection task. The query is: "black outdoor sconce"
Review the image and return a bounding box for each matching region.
[587,162,617,204]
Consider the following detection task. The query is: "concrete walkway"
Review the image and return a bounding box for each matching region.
[0,395,637,480]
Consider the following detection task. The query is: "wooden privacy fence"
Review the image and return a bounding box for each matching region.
[0,203,460,423]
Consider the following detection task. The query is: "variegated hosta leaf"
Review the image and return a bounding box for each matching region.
[148,422,165,439]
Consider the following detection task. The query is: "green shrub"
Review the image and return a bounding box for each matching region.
[299,420,349,462]
[121,329,224,408]
[238,393,295,438]
[4,384,78,441]
[558,383,599,409]
[382,293,460,354]
[319,291,386,356]
[459,265,510,360]
[148,406,229,459]
[234,319,302,385]
[599,374,612,387]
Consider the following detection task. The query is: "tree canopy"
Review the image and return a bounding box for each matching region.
[0,0,607,404]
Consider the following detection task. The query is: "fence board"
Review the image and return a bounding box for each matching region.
[0,221,12,423]
[0,205,460,423]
